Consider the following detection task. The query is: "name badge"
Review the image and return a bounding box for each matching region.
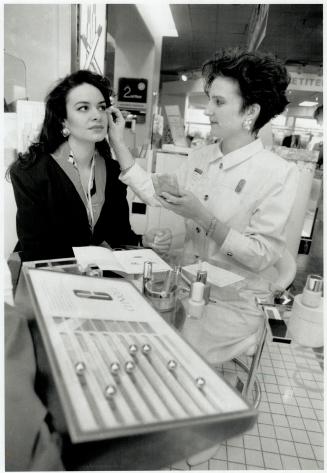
[235,179,246,193]
[191,167,204,186]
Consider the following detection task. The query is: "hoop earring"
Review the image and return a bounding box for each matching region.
[62,127,70,138]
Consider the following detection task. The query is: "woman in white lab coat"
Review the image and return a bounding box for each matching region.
[107,48,299,363]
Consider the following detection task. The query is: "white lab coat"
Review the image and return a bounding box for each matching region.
[120,139,299,362]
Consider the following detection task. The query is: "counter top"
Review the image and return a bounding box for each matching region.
[273,145,319,163]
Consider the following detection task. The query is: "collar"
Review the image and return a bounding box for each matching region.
[52,140,97,168]
[207,141,224,164]
[217,139,264,170]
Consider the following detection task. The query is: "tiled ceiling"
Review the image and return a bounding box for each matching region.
[161,4,323,77]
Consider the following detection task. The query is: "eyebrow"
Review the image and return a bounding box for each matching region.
[210,94,225,99]
[74,100,106,105]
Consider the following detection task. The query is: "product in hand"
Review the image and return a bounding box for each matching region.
[152,173,181,197]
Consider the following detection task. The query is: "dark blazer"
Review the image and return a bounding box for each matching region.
[10,151,141,261]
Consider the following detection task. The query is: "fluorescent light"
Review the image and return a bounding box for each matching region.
[299,101,319,107]
[136,4,178,38]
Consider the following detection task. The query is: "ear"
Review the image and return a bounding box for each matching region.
[247,103,260,121]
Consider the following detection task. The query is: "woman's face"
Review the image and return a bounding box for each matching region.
[63,83,108,143]
[204,76,248,140]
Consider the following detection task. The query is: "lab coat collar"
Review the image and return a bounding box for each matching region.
[218,139,264,170]
[207,141,224,163]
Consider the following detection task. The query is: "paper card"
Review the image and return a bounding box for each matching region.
[73,246,123,272]
[183,261,244,288]
[114,249,171,274]
[73,246,171,274]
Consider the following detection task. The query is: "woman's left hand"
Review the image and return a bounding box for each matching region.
[156,190,206,222]
[143,228,172,255]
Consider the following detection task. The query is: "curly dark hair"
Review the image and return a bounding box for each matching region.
[202,47,290,134]
[11,69,113,169]
[314,105,323,121]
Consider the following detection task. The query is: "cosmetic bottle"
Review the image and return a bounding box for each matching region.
[301,274,323,308]
[187,281,205,319]
[196,270,211,305]
[180,280,206,350]
[288,274,323,347]
[142,261,153,294]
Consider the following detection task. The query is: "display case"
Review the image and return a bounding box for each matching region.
[20,260,257,444]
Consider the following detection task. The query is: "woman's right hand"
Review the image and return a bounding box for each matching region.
[107,106,135,170]
[142,228,172,255]
[107,106,125,146]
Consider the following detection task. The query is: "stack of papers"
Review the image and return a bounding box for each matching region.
[183,261,244,288]
[73,246,171,275]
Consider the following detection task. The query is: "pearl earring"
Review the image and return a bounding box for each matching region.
[242,119,253,131]
[62,127,70,138]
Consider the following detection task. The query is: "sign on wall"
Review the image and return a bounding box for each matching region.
[79,4,106,74]
[16,100,45,153]
[288,72,323,92]
[164,105,188,147]
[117,78,148,110]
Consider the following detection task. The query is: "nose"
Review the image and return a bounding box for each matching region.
[204,102,213,117]
[91,107,102,120]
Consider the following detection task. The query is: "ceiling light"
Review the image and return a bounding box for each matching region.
[181,74,188,82]
[299,101,319,107]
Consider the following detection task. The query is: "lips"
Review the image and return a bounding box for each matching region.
[89,125,104,130]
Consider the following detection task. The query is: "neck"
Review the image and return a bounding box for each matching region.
[68,137,95,169]
[221,133,255,155]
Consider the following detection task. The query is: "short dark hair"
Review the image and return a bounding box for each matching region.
[202,47,290,134]
[13,70,113,168]
[314,105,323,121]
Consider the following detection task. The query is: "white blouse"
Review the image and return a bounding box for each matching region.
[120,139,298,275]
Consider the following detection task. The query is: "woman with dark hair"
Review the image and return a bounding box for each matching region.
[109,48,298,276]
[107,48,299,360]
[9,70,171,261]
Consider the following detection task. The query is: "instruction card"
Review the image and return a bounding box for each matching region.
[183,261,244,288]
[73,246,172,274]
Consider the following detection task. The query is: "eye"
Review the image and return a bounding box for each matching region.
[98,105,106,111]
[77,105,88,111]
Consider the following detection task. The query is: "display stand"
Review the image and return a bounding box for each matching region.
[23,264,256,444]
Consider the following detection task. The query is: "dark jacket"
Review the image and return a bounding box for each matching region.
[10,151,140,261]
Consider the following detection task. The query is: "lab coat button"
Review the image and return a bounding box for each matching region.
[219,162,223,169]
[227,251,233,256]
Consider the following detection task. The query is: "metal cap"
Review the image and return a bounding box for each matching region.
[196,270,208,284]
[143,261,153,280]
[305,274,323,292]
